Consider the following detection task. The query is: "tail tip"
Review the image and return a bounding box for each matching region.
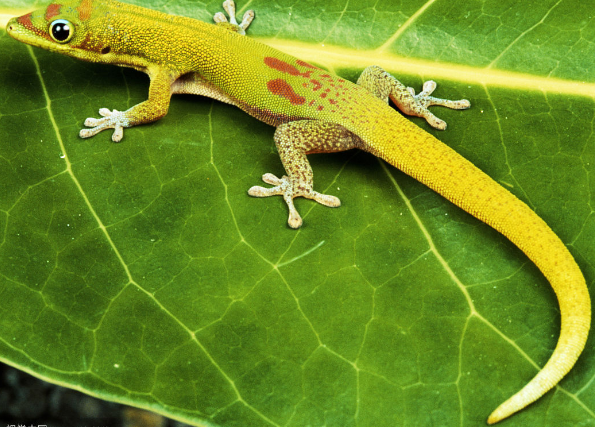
[486,413,500,425]
[487,403,512,425]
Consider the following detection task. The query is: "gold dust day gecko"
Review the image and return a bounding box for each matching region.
[5,0,591,424]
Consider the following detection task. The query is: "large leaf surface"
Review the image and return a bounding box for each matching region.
[1,0,594,425]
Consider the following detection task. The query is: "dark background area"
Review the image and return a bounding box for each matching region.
[0,363,193,427]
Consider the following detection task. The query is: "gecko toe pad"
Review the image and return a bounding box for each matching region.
[213,0,254,35]
[248,173,341,228]
[80,108,128,142]
[401,80,470,130]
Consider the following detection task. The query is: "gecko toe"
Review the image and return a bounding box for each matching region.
[261,173,284,186]
[248,173,340,228]
[213,0,253,34]
[248,185,281,197]
[80,108,129,141]
[312,192,341,207]
[112,125,124,142]
[288,210,303,229]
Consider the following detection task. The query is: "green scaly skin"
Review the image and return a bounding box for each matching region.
[6,0,591,423]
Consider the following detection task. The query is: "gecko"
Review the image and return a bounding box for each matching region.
[5,0,591,424]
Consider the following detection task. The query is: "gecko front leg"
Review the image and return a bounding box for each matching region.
[80,68,177,142]
[249,121,362,228]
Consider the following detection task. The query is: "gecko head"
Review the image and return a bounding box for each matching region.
[6,0,115,63]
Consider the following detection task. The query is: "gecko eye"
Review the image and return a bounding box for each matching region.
[49,19,74,43]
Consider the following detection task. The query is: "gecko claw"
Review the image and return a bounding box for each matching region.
[238,10,255,31]
[402,80,470,130]
[261,172,284,186]
[80,108,129,142]
[248,174,340,228]
[213,0,254,35]
[248,174,303,228]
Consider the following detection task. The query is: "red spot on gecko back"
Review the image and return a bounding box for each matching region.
[296,60,319,69]
[78,0,93,21]
[265,57,301,76]
[264,57,314,78]
[45,4,62,21]
[267,79,306,105]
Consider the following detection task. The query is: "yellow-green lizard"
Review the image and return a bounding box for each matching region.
[6,0,591,423]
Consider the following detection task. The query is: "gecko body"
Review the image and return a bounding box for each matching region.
[6,0,591,423]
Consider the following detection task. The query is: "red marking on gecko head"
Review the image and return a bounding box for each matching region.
[78,0,93,21]
[267,79,306,105]
[17,13,34,29]
[45,4,62,21]
[73,32,94,49]
[16,13,53,41]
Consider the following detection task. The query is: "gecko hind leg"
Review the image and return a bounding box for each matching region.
[213,0,254,35]
[357,65,470,130]
[249,121,362,228]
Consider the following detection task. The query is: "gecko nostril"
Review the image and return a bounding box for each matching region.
[101,46,111,54]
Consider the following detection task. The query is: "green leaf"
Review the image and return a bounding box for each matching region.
[1,0,594,426]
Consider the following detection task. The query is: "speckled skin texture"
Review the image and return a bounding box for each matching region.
[6,0,591,423]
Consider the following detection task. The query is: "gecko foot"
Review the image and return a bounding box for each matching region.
[213,0,254,35]
[248,173,340,229]
[80,108,129,142]
[403,81,470,130]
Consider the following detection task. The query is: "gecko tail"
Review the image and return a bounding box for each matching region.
[487,308,590,423]
[365,118,591,423]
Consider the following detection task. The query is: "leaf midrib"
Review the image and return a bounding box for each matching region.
[2,7,594,97]
[260,38,594,96]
